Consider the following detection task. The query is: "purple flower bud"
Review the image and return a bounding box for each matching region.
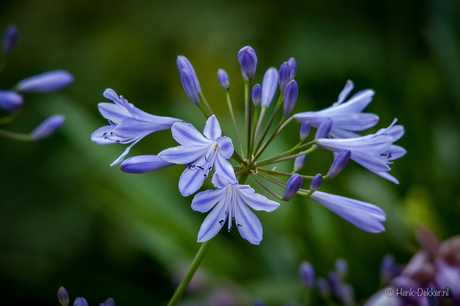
[15,70,74,93]
[314,118,332,140]
[73,298,88,306]
[287,57,297,80]
[380,254,401,285]
[294,155,306,172]
[0,90,23,111]
[317,277,331,298]
[30,115,65,141]
[310,174,323,193]
[254,298,266,306]
[328,271,344,301]
[327,150,351,178]
[261,68,279,107]
[57,287,69,306]
[217,69,230,90]
[283,174,302,201]
[103,298,115,306]
[237,46,257,79]
[252,83,261,106]
[121,155,174,174]
[299,261,315,289]
[335,258,348,278]
[283,80,298,116]
[279,62,290,91]
[3,25,18,54]
[180,69,200,105]
[300,121,310,140]
[177,55,202,93]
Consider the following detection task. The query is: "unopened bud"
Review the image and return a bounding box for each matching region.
[287,57,297,80]
[327,150,351,178]
[283,174,302,201]
[314,118,332,140]
[3,25,18,54]
[0,90,23,111]
[217,69,230,90]
[252,84,261,106]
[57,287,69,306]
[310,174,323,193]
[293,155,306,172]
[30,115,65,141]
[260,67,278,107]
[283,80,298,116]
[180,69,200,105]
[15,70,73,93]
[73,298,88,306]
[300,121,310,140]
[279,62,290,91]
[299,261,315,289]
[238,46,257,79]
[177,55,202,93]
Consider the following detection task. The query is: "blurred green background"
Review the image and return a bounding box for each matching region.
[1,0,459,305]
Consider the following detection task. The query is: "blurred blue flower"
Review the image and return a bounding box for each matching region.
[91,88,182,165]
[192,172,279,244]
[15,70,74,93]
[30,114,65,141]
[0,90,23,111]
[159,115,234,196]
[2,24,18,54]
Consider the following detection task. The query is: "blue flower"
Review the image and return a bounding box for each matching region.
[294,80,379,138]
[309,191,386,233]
[191,173,279,244]
[91,88,182,165]
[15,70,74,93]
[158,115,235,196]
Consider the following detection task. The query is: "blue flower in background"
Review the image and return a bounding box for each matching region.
[91,88,182,165]
[159,115,235,196]
[191,173,279,244]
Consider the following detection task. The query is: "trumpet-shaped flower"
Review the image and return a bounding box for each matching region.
[294,80,379,138]
[191,173,280,244]
[309,191,386,233]
[91,88,182,165]
[158,115,235,196]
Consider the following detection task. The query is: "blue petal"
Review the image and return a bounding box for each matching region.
[179,158,208,196]
[192,188,225,213]
[159,145,208,164]
[203,115,222,141]
[216,136,234,159]
[91,125,123,145]
[387,145,406,160]
[336,80,354,105]
[214,155,237,182]
[310,191,386,233]
[238,186,280,212]
[211,172,235,188]
[98,102,131,124]
[374,171,399,184]
[115,117,176,138]
[172,122,210,146]
[110,136,146,166]
[329,128,362,139]
[317,135,392,155]
[350,151,391,172]
[235,195,263,245]
[120,155,174,174]
[197,200,227,242]
[103,88,122,105]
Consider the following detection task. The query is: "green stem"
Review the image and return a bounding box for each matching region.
[199,93,214,116]
[198,103,209,119]
[250,171,283,200]
[244,80,252,158]
[167,240,213,306]
[254,116,287,160]
[0,128,31,141]
[253,94,283,155]
[253,107,266,150]
[259,146,318,166]
[0,114,17,125]
[249,104,258,159]
[226,90,245,158]
[258,168,315,180]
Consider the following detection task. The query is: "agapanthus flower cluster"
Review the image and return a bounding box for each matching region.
[0,25,73,141]
[57,287,115,306]
[92,45,405,245]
